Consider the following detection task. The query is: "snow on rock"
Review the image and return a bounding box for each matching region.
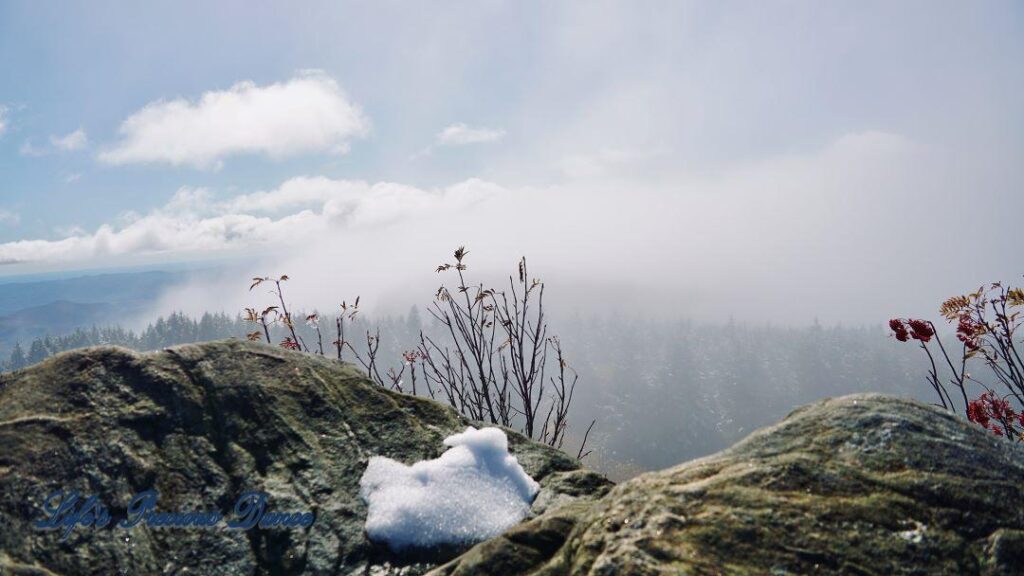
[359,426,540,551]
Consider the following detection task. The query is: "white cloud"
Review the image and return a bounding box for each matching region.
[0,105,8,138]
[0,210,19,226]
[0,129,1015,325]
[19,128,89,156]
[436,123,505,146]
[412,123,506,159]
[18,141,45,157]
[98,71,370,169]
[223,176,501,222]
[50,128,88,151]
[163,186,213,214]
[0,176,502,264]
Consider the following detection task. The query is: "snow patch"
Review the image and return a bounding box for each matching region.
[359,426,540,551]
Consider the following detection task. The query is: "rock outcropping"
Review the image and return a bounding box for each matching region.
[0,340,610,575]
[432,394,1024,576]
[6,340,1023,575]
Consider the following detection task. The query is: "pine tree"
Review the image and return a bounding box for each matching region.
[9,342,27,370]
[26,339,48,365]
[405,305,422,339]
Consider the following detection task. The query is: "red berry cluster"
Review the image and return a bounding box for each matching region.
[889,319,934,343]
[955,315,984,352]
[967,391,1024,437]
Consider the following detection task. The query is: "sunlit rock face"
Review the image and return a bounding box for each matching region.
[0,339,608,575]
[431,394,1024,576]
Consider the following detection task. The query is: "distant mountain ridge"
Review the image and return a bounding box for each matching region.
[0,269,208,356]
[0,300,133,355]
[0,270,181,316]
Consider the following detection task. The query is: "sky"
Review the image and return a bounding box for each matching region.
[0,1,1022,324]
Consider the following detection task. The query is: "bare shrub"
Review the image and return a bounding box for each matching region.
[243,248,592,456]
[418,247,590,452]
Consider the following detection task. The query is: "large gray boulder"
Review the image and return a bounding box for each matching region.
[0,340,610,575]
[431,394,1024,576]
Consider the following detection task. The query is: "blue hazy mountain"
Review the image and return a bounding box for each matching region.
[0,270,180,316]
[0,300,125,352]
[0,268,211,354]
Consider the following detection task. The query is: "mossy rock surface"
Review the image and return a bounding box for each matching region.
[0,339,607,575]
[431,394,1024,576]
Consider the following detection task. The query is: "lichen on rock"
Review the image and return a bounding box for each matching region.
[431,394,1024,576]
[0,339,605,575]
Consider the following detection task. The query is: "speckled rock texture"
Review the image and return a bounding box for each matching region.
[430,394,1024,576]
[0,340,610,575]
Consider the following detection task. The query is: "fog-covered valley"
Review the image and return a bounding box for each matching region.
[0,267,935,480]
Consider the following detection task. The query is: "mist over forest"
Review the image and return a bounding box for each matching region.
[0,265,937,480]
